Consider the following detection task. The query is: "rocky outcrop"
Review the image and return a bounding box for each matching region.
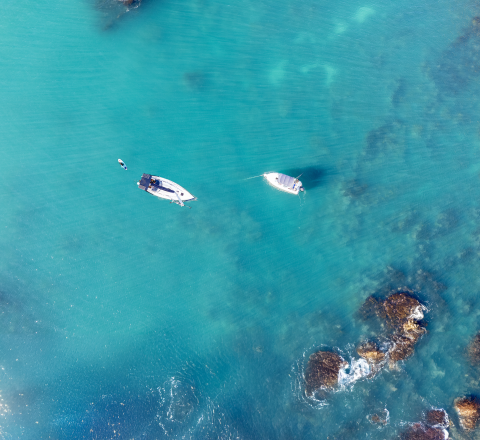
[400,423,447,440]
[381,292,425,327]
[360,292,425,330]
[305,351,347,395]
[359,292,427,364]
[426,409,448,428]
[356,341,385,365]
[454,396,480,430]
[399,409,449,440]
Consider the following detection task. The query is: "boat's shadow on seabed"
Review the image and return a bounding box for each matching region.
[283,166,327,190]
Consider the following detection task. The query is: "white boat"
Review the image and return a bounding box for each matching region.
[137,173,197,207]
[263,172,304,195]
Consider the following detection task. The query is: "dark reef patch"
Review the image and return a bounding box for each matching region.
[343,179,368,199]
[363,120,405,159]
[433,209,459,237]
[389,209,419,234]
[184,71,209,91]
[392,78,407,108]
[432,17,480,95]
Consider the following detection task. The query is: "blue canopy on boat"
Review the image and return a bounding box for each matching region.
[138,173,152,191]
[278,173,295,188]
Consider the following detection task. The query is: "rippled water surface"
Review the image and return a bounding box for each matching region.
[1,0,480,438]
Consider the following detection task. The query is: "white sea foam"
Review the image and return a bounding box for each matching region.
[338,358,370,386]
[408,304,427,321]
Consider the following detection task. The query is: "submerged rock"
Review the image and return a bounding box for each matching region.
[454,396,480,430]
[356,341,386,365]
[184,72,208,91]
[305,351,347,395]
[367,409,389,426]
[468,333,480,364]
[369,414,387,425]
[358,295,383,320]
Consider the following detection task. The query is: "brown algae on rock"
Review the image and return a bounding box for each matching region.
[304,350,348,395]
[454,396,480,431]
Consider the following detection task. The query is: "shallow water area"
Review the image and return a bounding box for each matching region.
[1,0,480,438]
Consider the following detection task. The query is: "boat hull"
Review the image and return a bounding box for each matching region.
[138,174,196,206]
[263,172,302,195]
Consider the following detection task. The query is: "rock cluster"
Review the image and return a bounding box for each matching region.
[359,292,427,364]
[400,409,449,440]
[454,396,480,430]
[304,351,347,395]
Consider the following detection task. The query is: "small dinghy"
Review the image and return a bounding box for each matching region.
[118,159,127,170]
[137,173,197,207]
[264,172,304,195]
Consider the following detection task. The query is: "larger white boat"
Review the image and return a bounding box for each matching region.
[137,173,197,207]
[263,172,304,195]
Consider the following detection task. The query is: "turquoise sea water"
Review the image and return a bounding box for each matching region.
[2,0,480,438]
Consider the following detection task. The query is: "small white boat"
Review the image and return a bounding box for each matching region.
[263,172,304,195]
[137,173,197,207]
[118,158,127,170]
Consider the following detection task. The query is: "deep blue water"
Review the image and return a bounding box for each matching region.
[1,0,480,438]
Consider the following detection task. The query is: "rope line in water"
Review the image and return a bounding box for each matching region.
[243,174,264,180]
